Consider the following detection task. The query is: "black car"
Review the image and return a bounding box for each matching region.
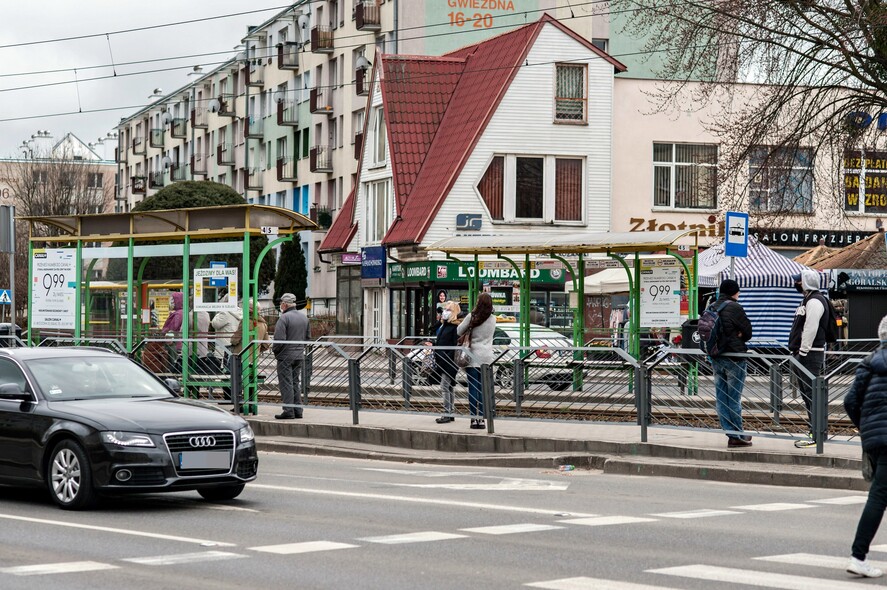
[0,347,258,510]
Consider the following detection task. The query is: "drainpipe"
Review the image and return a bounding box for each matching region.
[393,0,399,52]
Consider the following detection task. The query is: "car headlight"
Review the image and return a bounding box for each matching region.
[239,425,255,443]
[100,431,155,448]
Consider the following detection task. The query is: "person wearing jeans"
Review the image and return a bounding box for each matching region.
[456,293,496,430]
[434,301,461,424]
[712,355,747,438]
[788,270,828,448]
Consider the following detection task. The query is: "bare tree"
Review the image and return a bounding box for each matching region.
[610,0,887,226]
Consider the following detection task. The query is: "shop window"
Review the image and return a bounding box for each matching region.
[749,146,813,213]
[653,143,718,209]
[555,64,587,122]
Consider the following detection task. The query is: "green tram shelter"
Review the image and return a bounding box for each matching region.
[21,205,317,414]
[428,229,701,359]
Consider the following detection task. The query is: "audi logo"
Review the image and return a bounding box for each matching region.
[189,436,217,448]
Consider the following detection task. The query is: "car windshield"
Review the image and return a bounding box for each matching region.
[25,356,173,401]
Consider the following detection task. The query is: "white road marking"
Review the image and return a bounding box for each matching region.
[808,496,868,505]
[558,516,657,527]
[871,544,887,552]
[0,561,118,576]
[358,531,467,544]
[203,504,260,513]
[361,468,480,477]
[122,551,246,566]
[755,553,887,570]
[384,478,569,491]
[649,564,876,589]
[249,483,596,517]
[651,509,742,519]
[0,513,235,547]
[249,541,359,555]
[459,523,565,535]
[527,577,679,590]
[730,503,816,512]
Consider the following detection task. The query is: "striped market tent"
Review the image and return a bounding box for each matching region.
[698,237,827,346]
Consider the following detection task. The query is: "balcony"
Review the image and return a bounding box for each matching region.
[191,153,207,176]
[355,1,381,31]
[149,128,165,148]
[309,87,333,115]
[170,163,186,182]
[132,136,145,155]
[246,168,263,191]
[191,107,207,129]
[277,42,299,70]
[356,67,369,96]
[115,146,126,164]
[171,118,188,139]
[353,131,364,160]
[218,93,236,117]
[148,171,164,189]
[217,142,235,166]
[277,101,299,126]
[310,145,333,173]
[277,157,297,182]
[311,26,333,53]
[132,176,146,194]
[245,117,264,139]
[245,60,265,87]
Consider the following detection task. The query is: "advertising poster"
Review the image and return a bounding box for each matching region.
[193,268,239,312]
[31,248,77,329]
[639,265,681,327]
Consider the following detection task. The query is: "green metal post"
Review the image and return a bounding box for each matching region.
[74,241,82,341]
[181,235,191,397]
[126,238,134,353]
[242,231,254,414]
[26,239,33,344]
[631,252,641,360]
[135,257,150,342]
[83,259,98,336]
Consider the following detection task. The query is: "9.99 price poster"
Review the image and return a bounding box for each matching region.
[639,265,681,327]
[31,248,76,329]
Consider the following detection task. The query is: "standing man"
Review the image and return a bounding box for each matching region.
[272,293,310,419]
[789,269,827,448]
[710,279,754,448]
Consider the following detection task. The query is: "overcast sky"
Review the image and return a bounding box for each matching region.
[0,1,292,158]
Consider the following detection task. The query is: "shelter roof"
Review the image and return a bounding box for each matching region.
[806,232,887,269]
[20,204,316,242]
[428,230,698,255]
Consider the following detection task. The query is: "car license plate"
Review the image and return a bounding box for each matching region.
[179,451,231,469]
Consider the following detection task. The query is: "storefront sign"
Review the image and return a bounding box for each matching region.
[341,252,361,265]
[639,265,681,327]
[193,268,239,311]
[426,0,540,54]
[844,150,887,212]
[388,261,565,285]
[629,217,723,236]
[31,248,76,329]
[833,268,887,291]
[361,246,386,280]
[751,228,870,248]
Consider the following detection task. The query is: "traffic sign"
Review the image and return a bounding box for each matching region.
[725,211,749,258]
[0,289,10,305]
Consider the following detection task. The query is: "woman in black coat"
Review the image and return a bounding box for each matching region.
[434,301,461,424]
[844,315,887,578]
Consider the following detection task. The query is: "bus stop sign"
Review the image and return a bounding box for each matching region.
[725,211,749,258]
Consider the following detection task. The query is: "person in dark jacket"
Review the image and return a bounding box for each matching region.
[710,279,754,448]
[434,301,461,424]
[272,293,310,420]
[843,315,887,579]
[789,269,828,448]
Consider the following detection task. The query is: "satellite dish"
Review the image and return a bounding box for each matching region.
[273,90,287,104]
[161,156,173,170]
[160,112,173,125]
[355,55,371,71]
[208,99,221,113]
[297,14,310,30]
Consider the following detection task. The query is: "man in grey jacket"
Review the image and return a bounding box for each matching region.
[272,293,310,419]
[789,269,828,448]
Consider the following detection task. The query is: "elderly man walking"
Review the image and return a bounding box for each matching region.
[272,293,310,419]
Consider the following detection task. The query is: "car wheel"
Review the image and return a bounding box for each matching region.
[550,382,570,391]
[496,366,514,389]
[198,484,245,502]
[47,439,96,510]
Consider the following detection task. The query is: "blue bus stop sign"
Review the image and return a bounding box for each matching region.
[209,261,227,287]
[725,211,749,258]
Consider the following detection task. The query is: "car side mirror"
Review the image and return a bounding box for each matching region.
[0,382,29,401]
[164,378,182,394]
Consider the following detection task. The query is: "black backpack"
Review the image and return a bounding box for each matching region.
[810,292,840,344]
[697,301,730,357]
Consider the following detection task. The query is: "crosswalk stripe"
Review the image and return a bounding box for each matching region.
[249,541,359,555]
[731,503,816,512]
[651,509,742,519]
[460,523,564,535]
[871,544,887,552]
[649,564,876,589]
[0,561,118,576]
[808,496,868,505]
[122,551,246,566]
[558,516,657,527]
[358,531,467,544]
[526,576,680,589]
[754,553,887,570]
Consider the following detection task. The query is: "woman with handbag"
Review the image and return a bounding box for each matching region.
[844,315,887,578]
[456,292,496,429]
[434,301,461,424]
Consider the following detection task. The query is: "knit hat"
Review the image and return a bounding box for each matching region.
[879,315,887,342]
[719,279,740,297]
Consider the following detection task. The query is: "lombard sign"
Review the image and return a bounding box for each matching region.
[361,246,386,281]
[388,261,564,285]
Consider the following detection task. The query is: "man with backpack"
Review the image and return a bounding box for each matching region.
[705,279,754,448]
[789,269,832,448]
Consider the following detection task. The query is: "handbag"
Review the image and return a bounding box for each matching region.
[863,449,876,482]
[454,330,472,368]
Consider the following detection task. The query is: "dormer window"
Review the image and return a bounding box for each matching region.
[555,64,587,123]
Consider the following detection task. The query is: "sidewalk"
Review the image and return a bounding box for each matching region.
[244,404,868,491]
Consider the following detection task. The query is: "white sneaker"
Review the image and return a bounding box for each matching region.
[848,556,883,578]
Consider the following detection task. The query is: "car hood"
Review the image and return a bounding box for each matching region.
[46,397,246,433]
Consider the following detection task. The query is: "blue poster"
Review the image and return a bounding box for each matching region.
[361,246,386,280]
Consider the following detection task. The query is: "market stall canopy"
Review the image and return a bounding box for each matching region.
[698,236,823,288]
[20,204,317,242]
[804,232,886,270]
[428,230,699,255]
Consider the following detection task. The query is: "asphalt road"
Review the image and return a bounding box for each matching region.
[0,452,877,589]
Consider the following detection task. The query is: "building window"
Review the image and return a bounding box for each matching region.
[844,149,887,213]
[364,179,391,243]
[372,107,386,164]
[555,64,587,122]
[476,155,585,224]
[653,143,718,209]
[88,173,103,189]
[749,146,813,213]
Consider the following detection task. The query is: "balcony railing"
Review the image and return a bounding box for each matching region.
[277,42,299,70]
[246,168,263,191]
[310,145,333,173]
[170,163,186,182]
[132,136,145,155]
[277,101,299,126]
[191,153,207,175]
[218,93,236,117]
[355,1,381,31]
[148,171,164,189]
[245,117,264,139]
[277,157,297,182]
[149,128,165,148]
[191,108,208,129]
[356,67,369,96]
[245,60,265,87]
[311,26,334,53]
[132,176,146,194]
[171,118,188,139]
[309,87,333,115]
[354,131,364,160]
[217,142,235,166]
